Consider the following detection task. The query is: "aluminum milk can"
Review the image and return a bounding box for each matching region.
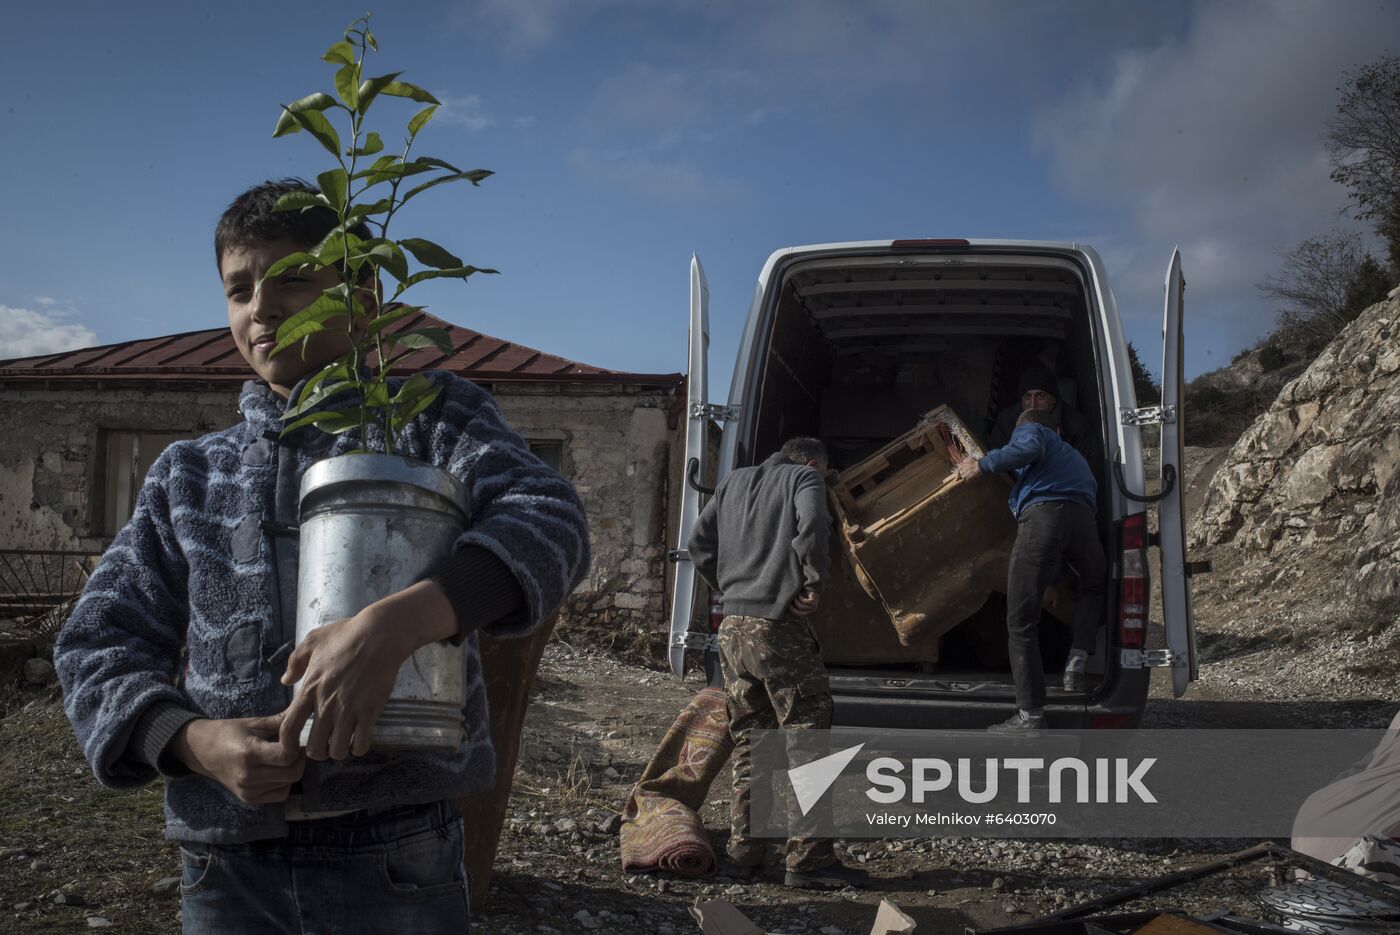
[294,453,469,752]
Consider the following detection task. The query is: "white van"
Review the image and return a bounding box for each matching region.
[669,239,1201,728]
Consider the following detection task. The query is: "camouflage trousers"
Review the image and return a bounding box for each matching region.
[717,614,835,873]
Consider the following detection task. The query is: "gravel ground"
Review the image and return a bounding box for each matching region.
[1,639,1395,935]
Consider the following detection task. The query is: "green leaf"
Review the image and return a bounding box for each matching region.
[288,360,351,410]
[366,304,421,336]
[392,385,442,433]
[351,160,434,186]
[400,237,462,270]
[401,169,493,205]
[413,155,463,173]
[317,168,349,213]
[273,92,337,137]
[353,241,408,283]
[269,321,326,359]
[394,266,497,293]
[272,191,325,213]
[407,105,437,138]
[260,252,322,281]
[356,71,402,114]
[363,381,391,409]
[350,132,384,157]
[380,80,440,105]
[323,40,355,65]
[269,292,356,357]
[365,29,379,51]
[344,197,392,225]
[283,379,356,419]
[281,409,361,435]
[334,64,360,110]
[386,327,453,354]
[391,372,431,403]
[287,107,342,158]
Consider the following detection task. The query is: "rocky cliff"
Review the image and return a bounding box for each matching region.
[1187,288,1400,698]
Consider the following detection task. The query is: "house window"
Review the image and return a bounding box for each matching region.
[527,439,565,475]
[102,431,190,535]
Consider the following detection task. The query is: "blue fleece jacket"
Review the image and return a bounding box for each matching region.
[54,371,590,844]
[977,422,1096,519]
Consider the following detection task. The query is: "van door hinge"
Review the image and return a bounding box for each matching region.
[1120,405,1177,426]
[1185,560,1213,576]
[672,631,718,652]
[666,548,690,564]
[690,402,740,422]
[1121,648,1184,668]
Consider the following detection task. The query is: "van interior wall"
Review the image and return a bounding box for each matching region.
[751,260,1107,676]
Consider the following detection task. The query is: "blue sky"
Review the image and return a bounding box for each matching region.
[2,1,1396,389]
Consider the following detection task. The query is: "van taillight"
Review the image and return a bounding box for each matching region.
[891,238,971,247]
[1120,513,1148,649]
[709,593,725,632]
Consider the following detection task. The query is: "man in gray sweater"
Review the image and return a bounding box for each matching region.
[687,437,867,890]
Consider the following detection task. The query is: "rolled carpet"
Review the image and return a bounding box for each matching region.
[619,686,734,877]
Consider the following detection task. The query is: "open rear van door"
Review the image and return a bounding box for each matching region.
[1159,248,1199,697]
[668,255,712,676]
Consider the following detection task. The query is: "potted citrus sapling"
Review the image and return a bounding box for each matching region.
[267,15,494,751]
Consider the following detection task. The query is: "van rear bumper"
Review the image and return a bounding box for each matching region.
[830,668,1149,731]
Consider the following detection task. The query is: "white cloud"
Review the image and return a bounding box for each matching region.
[568,147,740,203]
[1032,1,1399,339]
[433,93,496,131]
[0,305,97,359]
[34,296,57,307]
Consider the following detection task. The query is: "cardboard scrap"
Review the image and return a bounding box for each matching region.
[690,897,916,935]
[870,899,917,935]
[690,899,764,935]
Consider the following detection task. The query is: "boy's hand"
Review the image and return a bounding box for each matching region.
[278,581,458,761]
[170,715,305,804]
[955,458,982,482]
[789,590,820,616]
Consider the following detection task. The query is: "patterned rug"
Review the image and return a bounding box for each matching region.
[619,686,733,877]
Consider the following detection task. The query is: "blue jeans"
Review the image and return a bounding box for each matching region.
[179,800,470,934]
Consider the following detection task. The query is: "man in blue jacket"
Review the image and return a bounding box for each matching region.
[955,407,1106,731]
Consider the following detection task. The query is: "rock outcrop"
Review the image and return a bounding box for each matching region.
[1186,289,1400,699]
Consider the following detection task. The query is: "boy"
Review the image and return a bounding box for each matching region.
[54,178,590,933]
[955,407,1105,732]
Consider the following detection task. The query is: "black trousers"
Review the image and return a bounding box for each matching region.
[1006,500,1107,710]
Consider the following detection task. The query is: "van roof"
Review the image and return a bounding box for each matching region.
[758,238,1102,286]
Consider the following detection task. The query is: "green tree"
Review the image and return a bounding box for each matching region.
[1325,55,1400,273]
[268,15,495,453]
[1258,230,1380,350]
[1126,341,1160,403]
[1342,254,1393,319]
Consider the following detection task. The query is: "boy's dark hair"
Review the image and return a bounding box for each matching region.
[215,178,372,275]
[1015,408,1061,430]
[781,436,828,464]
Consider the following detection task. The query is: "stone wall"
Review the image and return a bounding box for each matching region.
[0,383,241,551]
[489,382,681,647]
[0,378,683,641]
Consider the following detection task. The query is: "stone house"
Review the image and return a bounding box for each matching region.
[0,311,686,640]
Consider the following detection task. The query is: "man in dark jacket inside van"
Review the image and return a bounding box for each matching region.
[989,364,1101,468]
[957,408,1107,731]
[687,437,869,890]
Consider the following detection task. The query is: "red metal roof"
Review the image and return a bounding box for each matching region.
[0,311,680,387]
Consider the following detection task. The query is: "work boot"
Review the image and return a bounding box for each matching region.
[988,710,1045,733]
[783,862,870,889]
[1063,653,1088,693]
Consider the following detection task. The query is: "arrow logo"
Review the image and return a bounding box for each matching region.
[788,743,865,816]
